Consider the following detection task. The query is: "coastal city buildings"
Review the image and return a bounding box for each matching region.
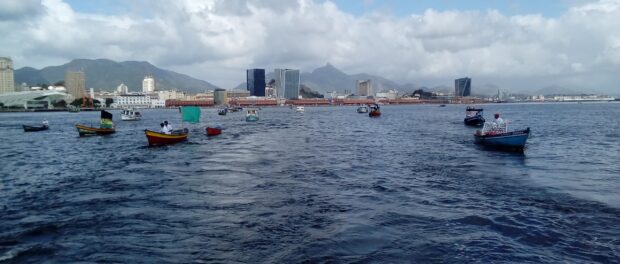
[246,69,266,97]
[142,75,155,93]
[455,77,471,97]
[274,69,301,100]
[0,57,15,94]
[356,80,372,96]
[65,71,86,99]
[117,83,129,94]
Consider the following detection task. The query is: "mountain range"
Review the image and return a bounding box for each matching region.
[15,59,219,93]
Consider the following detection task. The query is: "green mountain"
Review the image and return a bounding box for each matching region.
[15,59,219,93]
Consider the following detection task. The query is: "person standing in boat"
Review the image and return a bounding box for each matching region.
[492,113,506,132]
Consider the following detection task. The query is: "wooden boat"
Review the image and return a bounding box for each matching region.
[76,110,115,136]
[75,124,115,136]
[356,106,368,113]
[475,126,530,152]
[368,104,381,117]
[23,124,49,132]
[145,128,189,146]
[206,126,222,136]
[464,106,485,126]
[246,109,259,122]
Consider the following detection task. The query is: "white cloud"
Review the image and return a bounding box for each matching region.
[1,0,620,93]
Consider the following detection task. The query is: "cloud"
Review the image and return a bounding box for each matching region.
[1,0,620,93]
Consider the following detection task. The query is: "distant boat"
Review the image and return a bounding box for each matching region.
[23,124,49,132]
[439,104,446,107]
[295,106,305,112]
[206,126,222,136]
[357,106,368,113]
[76,110,115,136]
[218,108,227,115]
[369,104,381,117]
[464,106,485,126]
[474,123,530,152]
[246,109,259,122]
[121,108,141,121]
[145,128,189,146]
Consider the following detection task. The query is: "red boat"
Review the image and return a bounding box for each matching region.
[206,126,222,136]
[368,104,381,117]
[144,128,189,146]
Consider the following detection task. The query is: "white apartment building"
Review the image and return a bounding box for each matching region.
[112,94,151,108]
[142,75,155,93]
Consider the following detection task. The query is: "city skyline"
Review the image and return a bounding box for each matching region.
[2,1,620,93]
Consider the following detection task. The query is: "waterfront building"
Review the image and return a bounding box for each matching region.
[0,90,73,109]
[228,89,250,99]
[246,69,266,97]
[455,77,471,97]
[275,69,300,100]
[150,99,166,108]
[356,80,372,96]
[214,88,228,105]
[112,94,152,108]
[65,71,86,99]
[142,75,155,93]
[0,57,15,94]
[157,90,186,100]
[375,90,398,100]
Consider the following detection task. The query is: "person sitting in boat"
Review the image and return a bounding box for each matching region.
[160,123,170,134]
[164,120,173,131]
[492,113,506,132]
[42,120,49,126]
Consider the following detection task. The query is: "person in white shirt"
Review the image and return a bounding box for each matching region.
[42,120,49,126]
[164,120,173,132]
[493,113,506,132]
[160,123,170,134]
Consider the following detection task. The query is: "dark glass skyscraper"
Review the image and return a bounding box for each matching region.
[455,77,471,97]
[246,69,266,97]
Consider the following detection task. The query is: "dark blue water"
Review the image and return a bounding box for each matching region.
[1,103,619,263]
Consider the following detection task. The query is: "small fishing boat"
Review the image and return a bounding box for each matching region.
[295,106,305,112]
[145,128,189,146]
[368,104,381,117]
[76,110,115,136]
[121,108,142,121]
[206,126,222,136]
[464,106,485,126]
[218,108,227,115]
[246,109,259,122]
[23,124,49,132]
[357,106,368,113]
[439,104,446,107]
[474,123,530,151]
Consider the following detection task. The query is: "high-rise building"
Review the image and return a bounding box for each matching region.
[455,77,471,97]
[65,71,86,99]
[0,57,15,94]
[356,80,372,96]
[214,88,228,105]
[274,68,300,100]
[142,75,155,93]
[246,69,266,97]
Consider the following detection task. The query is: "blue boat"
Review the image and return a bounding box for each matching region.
[474,127,530,151]
[464,106,485,126]
[246,109,259,122]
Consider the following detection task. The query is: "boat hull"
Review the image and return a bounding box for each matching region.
[246,116,259,122]
[23,125,49,132]
[369,110,381,117]
[474,128,530,151]
[464,115,485,126]
[121,115,141,121]
[75,124,115,136]
[145,129,188,146]
[206,127,222,136]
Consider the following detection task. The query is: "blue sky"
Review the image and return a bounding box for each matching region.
[65,0,579,17]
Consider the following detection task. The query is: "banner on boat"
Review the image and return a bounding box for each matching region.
[100,110,114,128]
[181,106,201,123]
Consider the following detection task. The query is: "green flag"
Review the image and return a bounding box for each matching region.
[181,106,201,123]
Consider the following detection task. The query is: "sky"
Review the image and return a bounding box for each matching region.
[1,0,620,94]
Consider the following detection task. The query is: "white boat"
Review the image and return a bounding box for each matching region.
[246,109,259,122]
[121,108,142,121]
[295,106,305,112]
[356,106,368,113]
